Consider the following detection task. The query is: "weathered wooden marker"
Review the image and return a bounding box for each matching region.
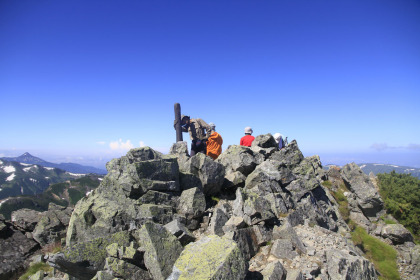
[174,103,183,142]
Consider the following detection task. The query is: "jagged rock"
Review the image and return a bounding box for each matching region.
[230,227,259,262]
[179,171,203,191]
[253,224,273,246]
[177,187,206,218]
[209,208,229,236]
[251,146,277,165]
[269,140,304,168]
[252,134,278,149]
[381,224,414,244]
[134,221,183,280]
[104,257,152,280]
[222,216,247,233]
[234,187,277,225]
[28,270,44,280]
[0,222,40,280]
[341,163,384,218]
[272,221,306,255]
[164,219,195,246]
[223,171,247,189]
[183,153,225,196]
[67,147,182,245]
[11,209,42,231]
[138,204,174,225]
[48,231,133,280]
[168,235,247,280]
[138,190,174,206]
[169,141,190,170]
[32,204,73,247]
[411,245,420,279]
[261,260,287,280]
[326,249,378,279]
[246,159,295,191]
[271,238,297,259]
[216,145,257,176]
[91,270,115,280]
[66,189,140,245]
[0,214,6,235]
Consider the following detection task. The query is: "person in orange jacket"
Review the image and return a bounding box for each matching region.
[206,122,223,160]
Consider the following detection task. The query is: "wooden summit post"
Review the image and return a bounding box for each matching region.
[174,103,183,142]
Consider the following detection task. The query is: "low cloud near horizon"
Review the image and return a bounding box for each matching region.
[109,139,134,151]
[370,143,420,151]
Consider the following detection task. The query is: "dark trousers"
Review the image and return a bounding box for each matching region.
[191,139,207,156]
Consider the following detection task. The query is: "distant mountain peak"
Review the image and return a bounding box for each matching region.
[16,152,47,164]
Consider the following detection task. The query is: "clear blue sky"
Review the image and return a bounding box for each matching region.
[1,0,419,169]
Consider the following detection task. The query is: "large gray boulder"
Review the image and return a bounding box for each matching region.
[11,209,42,232]
[0,222,40,280]
[269,140,304,168]
[233,187,277,226]
[32,204,73,247]
[326,249,378,279]
[66,147,181,245]
[164,219,195,246]
[341,163,384,218]
[177,187,206,218]
[135,221,183,280]
[168,235,247,280]
[261,260,287,280]
[251,134,278,149]
[183,152,225,196]
[48,231,133,280]
[381,224,414,244]
[216,145,257,176]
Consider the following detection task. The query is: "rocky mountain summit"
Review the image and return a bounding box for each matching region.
[1,135,419,280]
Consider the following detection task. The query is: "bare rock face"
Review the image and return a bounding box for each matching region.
[182,152,225,196]
[66,147,181,246]
[32,203,73,247]
[326,250,378,279]
[34,142,416,280]
[341,163,384,218]
[168,235,247,280]
[0,220,40,280]
[135,222,183,280]
[11,209,42,232]
[381,224,414,244]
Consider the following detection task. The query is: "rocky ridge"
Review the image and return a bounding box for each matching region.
[0,135,418,280]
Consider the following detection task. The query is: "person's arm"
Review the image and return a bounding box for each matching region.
[197,118,212,138]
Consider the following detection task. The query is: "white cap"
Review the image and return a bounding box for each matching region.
[244,127,253,134]
[273,133,282,143]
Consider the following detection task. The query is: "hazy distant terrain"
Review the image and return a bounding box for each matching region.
[1,152,107,175]
[0,174,102,219]
[325,163,420,179]
[0,159,91,200]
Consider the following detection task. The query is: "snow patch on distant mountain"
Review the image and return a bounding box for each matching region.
[45,167,55,170]
[20,163,32,166]
[7,173,16,181]
[66,172,84,177]
[3,166,16,173]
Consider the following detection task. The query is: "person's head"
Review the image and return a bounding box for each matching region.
[181,115,190,125]
[273,133,282,144]
[209,122,216,131]
[244,126,253,135]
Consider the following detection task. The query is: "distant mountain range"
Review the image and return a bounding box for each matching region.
[0,158,94,200]
[325,163,420,179]
[1,152,107,175]
[0,174,102,219]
